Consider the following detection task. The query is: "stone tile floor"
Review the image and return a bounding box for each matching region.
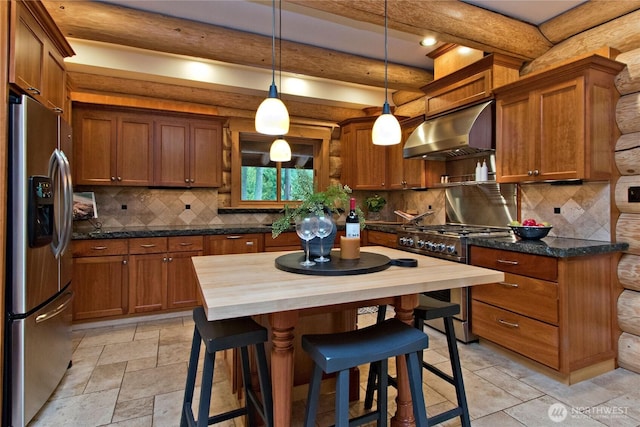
[28,308,640,427]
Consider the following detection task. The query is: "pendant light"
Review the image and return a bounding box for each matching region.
[372,0,401,146]
[270,137,292,162]
[255,0,290,136]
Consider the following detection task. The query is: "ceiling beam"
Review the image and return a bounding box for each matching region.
[43,0,433,91]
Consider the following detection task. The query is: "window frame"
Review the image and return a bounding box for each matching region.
[230,118,331,208]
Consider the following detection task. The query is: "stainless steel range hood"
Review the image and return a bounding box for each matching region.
[403,100,494,159]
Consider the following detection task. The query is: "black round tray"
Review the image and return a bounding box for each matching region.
[275,250,391,276]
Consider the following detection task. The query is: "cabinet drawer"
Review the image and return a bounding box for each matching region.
[264,231,300,250]
[168,236,203,252]
[472,300,559,369]
[470,246,557,281]
[473,273,558,324]
[366,230,397,248]
[72,239,129,257]
[129,237,168,254]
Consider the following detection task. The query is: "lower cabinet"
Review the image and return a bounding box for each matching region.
[72,239,129,320]
[364,230,397,248]
[470,245,618,383]
[205,233,263,255]
[129,236,203,314]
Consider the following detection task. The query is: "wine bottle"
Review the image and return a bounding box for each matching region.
[345,197,360,238]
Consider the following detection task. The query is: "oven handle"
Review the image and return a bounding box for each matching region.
[497,259,519,265]
[498,318,519,328]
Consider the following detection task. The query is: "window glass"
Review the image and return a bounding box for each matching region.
[240,135,317,203]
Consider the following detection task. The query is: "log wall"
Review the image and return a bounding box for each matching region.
[613,47,640,373]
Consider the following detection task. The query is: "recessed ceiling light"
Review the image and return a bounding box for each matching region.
[458,46,472,55]
[420,37,437,47]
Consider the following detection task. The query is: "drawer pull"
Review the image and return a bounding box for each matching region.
[91,246,108,250]
[226,235,242,239]
[179,242,193,246]
[140,244,156,248]
[497,259,519,265]
[499,281,519,288]
[246,241,254,246]
[498,319,519,328]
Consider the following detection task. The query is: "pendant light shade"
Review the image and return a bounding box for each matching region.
[372,102,401,145]
[269,137,292,162]
[372,0,401,146]
[255,0,290,136]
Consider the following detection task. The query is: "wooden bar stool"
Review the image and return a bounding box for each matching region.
[302,318,429,427]
[365,297,471,427]
[181,306,273,427]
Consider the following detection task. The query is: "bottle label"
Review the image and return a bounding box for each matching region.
[345,223,360,238]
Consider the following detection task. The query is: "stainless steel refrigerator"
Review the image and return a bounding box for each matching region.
[5,94,74,426]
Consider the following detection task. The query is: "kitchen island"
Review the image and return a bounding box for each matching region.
[191,246,504,427]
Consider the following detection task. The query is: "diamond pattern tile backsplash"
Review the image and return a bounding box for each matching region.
[519,181,611,241]
[76,181,611,241]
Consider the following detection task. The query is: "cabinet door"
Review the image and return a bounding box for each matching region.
[388,118,425,189]
[496,92,534,183]
[167,250,202,309]
[72,255,128,320]
[74,111,118,185]
[206,234,263,255]
[353,124,387,190]
[44,44,66,113]
[9,2,45,99]
[537,78,584,180]
[117,115,154,185]
[154,119,189,186]
[190,120,222,187]
[129,253,167,313]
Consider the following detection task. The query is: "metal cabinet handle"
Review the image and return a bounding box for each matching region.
[246,241,254,246]
[117,176,122,181]
[497,259,519,265]
[226,235,242,239]
[123,260,128,265]
[499,281,519,288]
[53,107,63,113]
[91,246,108,250]
[27,87,41,95]
[498,319,519,328]
[190,179,195,183]
[168,257,173,262]
[533,170,540,176]
[527,170,533,176]
[111,176,116,181]
[179,242,193,246]
[185,178,189,183]
[140,244,156,248]
[163,257,168,262]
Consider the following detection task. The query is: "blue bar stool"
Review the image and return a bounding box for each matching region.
[181,306,273,427]
[364,296,471,427]
[302,318,429,427]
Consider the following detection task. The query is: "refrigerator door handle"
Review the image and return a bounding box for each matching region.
[35,291,74,323]
[48,149,73,259]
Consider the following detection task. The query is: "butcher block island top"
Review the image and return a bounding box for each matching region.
[191,246,504,427]
[192,246,504,321]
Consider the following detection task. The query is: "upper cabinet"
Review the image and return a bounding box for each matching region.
[421,53,523,117]
[340,116,424,190]
[73,104,225,188]
[8,0,74,116]
[494,56,625,183]
[73,107,154,186]
[154,117,223,187]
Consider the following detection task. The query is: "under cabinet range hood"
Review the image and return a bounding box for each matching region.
[403,100,494,159]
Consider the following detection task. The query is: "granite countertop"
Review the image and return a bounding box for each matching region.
[72,223,274,240]
[467,235,628,258]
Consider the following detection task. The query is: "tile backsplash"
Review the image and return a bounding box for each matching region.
[75,181,612,241]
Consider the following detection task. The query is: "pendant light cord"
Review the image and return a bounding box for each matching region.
[270,0,276,86]
[279,0,283,95]
[383,0,389,105]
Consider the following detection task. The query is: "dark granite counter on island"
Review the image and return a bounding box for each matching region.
[468,235,628,258]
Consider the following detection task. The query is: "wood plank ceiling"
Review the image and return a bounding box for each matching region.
[43,0,640,123]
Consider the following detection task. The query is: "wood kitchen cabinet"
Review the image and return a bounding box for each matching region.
[73,106,154,186]
[71,239,129,320]
[8,0,74,114]
[469,245,618,383]
[205,233,263,255]
[364,230,397,248]
[129,236,203,313]
[494,56,625,183]
[340,116,424,190]
[154,117,223,187]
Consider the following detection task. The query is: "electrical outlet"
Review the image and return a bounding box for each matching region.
[121,204,127,210]
[554,207,561,214]
[185,204,191,209]
[629,187,640,203]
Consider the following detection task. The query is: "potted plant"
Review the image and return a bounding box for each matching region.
[271,178,365,256]
[365,194,387,221]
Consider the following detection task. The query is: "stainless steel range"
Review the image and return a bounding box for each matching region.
[396,180,518,343]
